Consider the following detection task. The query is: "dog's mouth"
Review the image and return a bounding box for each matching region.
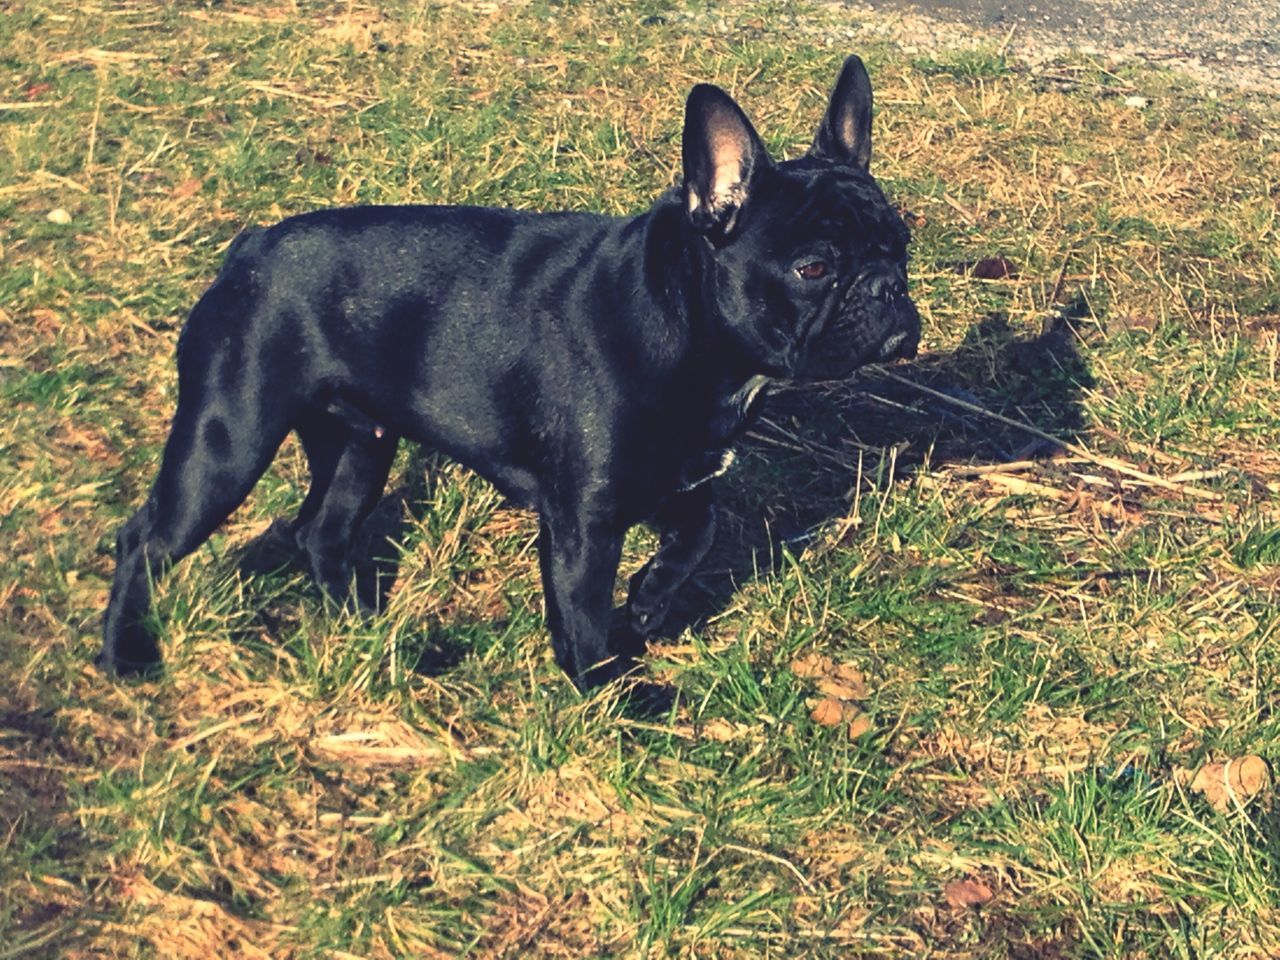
[878,331,908,359]
[795,295,919,379]
[876,324,919,362]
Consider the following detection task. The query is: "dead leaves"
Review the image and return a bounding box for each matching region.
[1179,755,1272,813]
[792,654,874,741]
[809,697,855,727]
[171,177,203,200]
[847,712,875,740]
[795,654,870,698]
[108,873,286,960]
[969,468,1143,531]
[966,256,1019,280]
[943,877,995,910]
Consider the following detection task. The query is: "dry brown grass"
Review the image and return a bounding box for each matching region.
[2,0,1279,957]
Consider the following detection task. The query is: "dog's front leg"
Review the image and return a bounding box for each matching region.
[625,484,716,638]
[537,507,630,690]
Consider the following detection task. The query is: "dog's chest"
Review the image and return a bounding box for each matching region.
[676,448,737,491]
[671,374,770,492]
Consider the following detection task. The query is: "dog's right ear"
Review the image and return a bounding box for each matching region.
[682,84,770,239]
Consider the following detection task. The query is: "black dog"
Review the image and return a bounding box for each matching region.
[99,55,919,689]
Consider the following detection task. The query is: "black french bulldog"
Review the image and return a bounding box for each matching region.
[99,55,919,690]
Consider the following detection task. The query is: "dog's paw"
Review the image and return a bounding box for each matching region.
[574,652,643,692]
[618,679,682,720]
[608,608,651,659]
[626,592,674,638]
[625,567,675,638]
[95,643,162,680]
[238,519,306,575]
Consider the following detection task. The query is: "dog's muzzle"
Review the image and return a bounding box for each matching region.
[876,301,920,361]
[798,266,920,377]
[879,330,909,359]
[860,267,919,362]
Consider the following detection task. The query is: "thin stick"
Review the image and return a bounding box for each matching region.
[879,370,1224,501]
[947,458,1070,478]
[85,72,105,178]
[721,843,815,893]
[0,100,60,111]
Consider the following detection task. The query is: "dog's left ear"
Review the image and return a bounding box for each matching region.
[682,83,770,238]
[809,55,873,170]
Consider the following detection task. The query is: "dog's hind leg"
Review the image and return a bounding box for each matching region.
[292,419,399,606]
[99,314,294,675]
[291,409,351,534]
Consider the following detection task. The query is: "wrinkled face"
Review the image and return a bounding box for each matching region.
[682,55,920,381]
[708,159,919,379]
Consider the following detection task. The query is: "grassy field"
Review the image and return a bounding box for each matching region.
[3,1,1279,956]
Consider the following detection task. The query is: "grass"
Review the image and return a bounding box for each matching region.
[2,0,1280,956]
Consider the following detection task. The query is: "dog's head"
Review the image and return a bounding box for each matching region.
[682,55,920,379]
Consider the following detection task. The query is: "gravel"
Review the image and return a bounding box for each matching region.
[833,0,1280,93]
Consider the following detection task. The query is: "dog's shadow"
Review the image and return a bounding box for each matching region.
[240,298,1095,676]
[238,462,470,674]
[652,297,1096,640]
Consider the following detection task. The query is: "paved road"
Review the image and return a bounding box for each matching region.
[847,0,1280,92]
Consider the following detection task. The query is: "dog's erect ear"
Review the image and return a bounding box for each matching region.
[809,55,873,170]
[682,83,769,238]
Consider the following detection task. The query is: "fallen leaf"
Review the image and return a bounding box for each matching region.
[793,655,870,695]
[791,653,835,679]
[816,676,869,700]
[171,177,203,200]
[1189,755,1271,812]
[810,697,852,726]
[834,661,866,684]
[970,257,1018,280]
[944,878,994,909]
[847,712,874,740]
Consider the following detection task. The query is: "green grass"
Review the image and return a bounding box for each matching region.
[2,0,1280,957]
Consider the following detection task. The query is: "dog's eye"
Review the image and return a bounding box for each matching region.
[795,260,829,280]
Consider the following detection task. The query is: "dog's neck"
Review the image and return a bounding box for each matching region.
[632,194,781,469]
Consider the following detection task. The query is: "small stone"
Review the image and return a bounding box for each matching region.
[46,208,72,225]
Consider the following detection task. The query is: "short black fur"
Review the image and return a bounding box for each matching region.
[99,55,920,690]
